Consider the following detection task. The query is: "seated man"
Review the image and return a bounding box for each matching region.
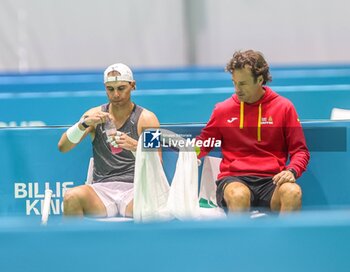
[196,50,310,213]
[58,63,160,218]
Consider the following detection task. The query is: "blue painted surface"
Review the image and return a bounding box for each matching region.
[2,65,350,126]
[0,122,350,272]
[0,121,349,217]
[2,65,350,92]
[0,127,91,216]
[1,85,350,126]
[1,66,350,271]
[1,210,350,272]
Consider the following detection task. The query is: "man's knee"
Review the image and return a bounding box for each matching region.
[64,188,81,204]
[278,183,302,200]
[63,187,87,215]
[224,182,250,208]
[278,183,302,211]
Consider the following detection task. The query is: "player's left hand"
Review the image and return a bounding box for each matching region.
[109,132,137,152]
[272,170,296,186]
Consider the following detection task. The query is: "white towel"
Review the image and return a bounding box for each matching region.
[133,137,172,222]
[133,131,200,222]
[167,151,200,220]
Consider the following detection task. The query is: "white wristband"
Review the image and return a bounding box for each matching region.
[66,122,85,144]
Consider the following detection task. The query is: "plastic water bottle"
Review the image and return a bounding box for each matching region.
[104,120,122,154]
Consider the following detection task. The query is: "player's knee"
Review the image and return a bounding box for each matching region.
[224,183,250,204]
[279,183,302,201]
[64,188,82,208]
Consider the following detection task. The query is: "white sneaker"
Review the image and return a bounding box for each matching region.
[250,210,267,219]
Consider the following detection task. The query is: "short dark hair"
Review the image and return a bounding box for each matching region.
[225,50,272,84]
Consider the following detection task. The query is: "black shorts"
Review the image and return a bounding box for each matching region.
[216,176,276,209]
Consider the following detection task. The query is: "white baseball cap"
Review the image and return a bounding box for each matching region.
[103,63,134,83]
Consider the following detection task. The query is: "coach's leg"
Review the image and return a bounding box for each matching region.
[223,182,251,212]
[270,183,302,212]
[63,185,107,217]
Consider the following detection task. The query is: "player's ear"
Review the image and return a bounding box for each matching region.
[130,81,136,90]
[257,75,263,86]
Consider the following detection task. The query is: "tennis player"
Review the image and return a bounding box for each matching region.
[58,63,160,218]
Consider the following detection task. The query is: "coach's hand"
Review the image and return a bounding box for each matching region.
[272,170,296,186]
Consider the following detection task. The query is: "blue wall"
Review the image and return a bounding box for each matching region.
[1,211,350,272]
[2,66,350,126]
[2,85,350,126]
[1,121,349,217]
[1,66,350,271]
[2,65,350,91]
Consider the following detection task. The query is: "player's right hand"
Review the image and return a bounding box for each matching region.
[82,112,111,127]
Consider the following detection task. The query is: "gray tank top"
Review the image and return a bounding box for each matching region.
[92,103,143,183]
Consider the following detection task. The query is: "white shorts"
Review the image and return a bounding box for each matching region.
[89,182,134,217]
